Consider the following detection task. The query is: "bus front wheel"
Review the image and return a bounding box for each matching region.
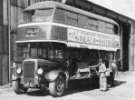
[49,75,65,97]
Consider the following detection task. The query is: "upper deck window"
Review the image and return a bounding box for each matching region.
[22,8,54,23]
[53,8,119,35]
[65,11,78,26]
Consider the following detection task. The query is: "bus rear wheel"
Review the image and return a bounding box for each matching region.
[49,75,65,97]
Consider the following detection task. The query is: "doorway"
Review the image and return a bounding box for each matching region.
[121,22,131,71]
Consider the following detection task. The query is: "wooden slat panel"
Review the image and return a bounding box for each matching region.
[17,7,24,25]
[2,26,9,54]
[0,0,3,25]
[3,0,8,25]
[133,26,135,70]
[129,23,135,71]
[1,55,9,85]
[17,0,29,8]
[11,6,18,30]
[0,26,3,53]
[11,0,17,6]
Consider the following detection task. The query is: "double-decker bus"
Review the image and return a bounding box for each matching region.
[13,1,120,96]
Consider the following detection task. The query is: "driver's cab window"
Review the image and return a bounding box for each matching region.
[16,44,28,58]
[23,47,29,58]
[48,49,64,60]
[56,50,64,59]
[48,49,55,59]
[30,48,37,57]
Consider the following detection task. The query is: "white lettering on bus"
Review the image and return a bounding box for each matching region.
[68,28,119,49]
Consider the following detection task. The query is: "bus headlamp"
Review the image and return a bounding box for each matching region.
[16,67,22,74]
[37,68,43,75]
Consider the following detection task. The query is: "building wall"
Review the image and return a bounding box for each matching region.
[133,25,135,70]
[129,22,135,71]
[129,22,134,71]
[0,0,9,85]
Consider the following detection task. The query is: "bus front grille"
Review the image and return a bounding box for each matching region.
[23,61,35,83]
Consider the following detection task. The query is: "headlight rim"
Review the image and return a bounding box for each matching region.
[37,68,44,75]
[16,67,22,74]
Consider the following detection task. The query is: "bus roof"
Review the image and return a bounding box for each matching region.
[24,1,118,25]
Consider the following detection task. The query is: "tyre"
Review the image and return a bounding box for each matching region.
[13,80,27,94]
[49,75,65,97]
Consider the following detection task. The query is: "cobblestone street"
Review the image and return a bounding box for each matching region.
[0,71,135,100]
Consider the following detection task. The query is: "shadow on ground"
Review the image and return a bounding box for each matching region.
[26,78,126,97]
[65,78,99,95]
[112,80,126,88]
[26,89,49,96]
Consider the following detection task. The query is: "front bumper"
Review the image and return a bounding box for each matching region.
[20,77,49,89]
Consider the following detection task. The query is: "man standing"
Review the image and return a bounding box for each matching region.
[99,59,107,91]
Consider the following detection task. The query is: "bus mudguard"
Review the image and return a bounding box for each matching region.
[45,70,66,82]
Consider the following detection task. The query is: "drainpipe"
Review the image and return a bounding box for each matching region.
[8,0,11,85]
